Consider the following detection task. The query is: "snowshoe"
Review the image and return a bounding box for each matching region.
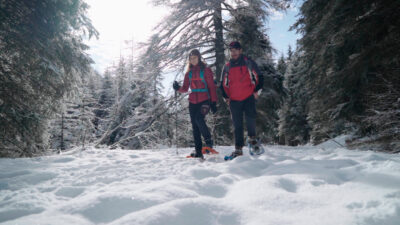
[186,151,205,160]
[247,137,265,156]
[224,148,243,161]
[202,146,219,155]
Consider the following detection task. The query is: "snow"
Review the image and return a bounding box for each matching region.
[1,144,400,225]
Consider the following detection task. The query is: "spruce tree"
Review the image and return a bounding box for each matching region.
[0,0,98,157]
[97,35,172,149]
[276,54,287,75]
[292,0,400,149]
[93,71,116,138]
[278,51,310,145]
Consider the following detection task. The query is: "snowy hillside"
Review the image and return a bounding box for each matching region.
[0,144,399,225]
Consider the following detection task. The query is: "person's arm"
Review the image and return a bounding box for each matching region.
[250,59,264,92]
[205,67,217,103]
[179,71,190,93]
[219,65,229,99]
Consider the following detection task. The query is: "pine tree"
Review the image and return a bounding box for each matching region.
[116,58,129,103]
[48,69,101,151]
[97,35,172,149]
[276,54,287,75]
[77,70,102,149]
[0,0,98,157]
[292,0,400,149]
[93,71,116,138]
[152,0,289,78]
[287,45,293,61]
[278,51,310,145]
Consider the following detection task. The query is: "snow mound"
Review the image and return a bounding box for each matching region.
[0,145,399,225]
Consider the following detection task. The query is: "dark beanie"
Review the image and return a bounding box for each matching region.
[189,49,201,58]
[229,41,241,49]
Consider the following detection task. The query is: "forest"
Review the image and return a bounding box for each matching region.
[1,0,399,157]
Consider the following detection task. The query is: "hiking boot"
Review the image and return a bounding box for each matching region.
[189,151,204,159]
[205,139,213,148]
[230,146,243,158]
[224,146,243,161]
[249,136,260,148]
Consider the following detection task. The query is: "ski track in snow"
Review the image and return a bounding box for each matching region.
[0,144,399,225]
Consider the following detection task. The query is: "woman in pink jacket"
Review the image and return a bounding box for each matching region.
[173,49,218,159]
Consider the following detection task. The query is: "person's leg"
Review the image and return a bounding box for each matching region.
[244,95,261,152]
[189,103,202,156]
[244,95,257,138]
[230,100,244,148]
[193,103,214,152]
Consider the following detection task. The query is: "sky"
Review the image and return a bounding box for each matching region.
[84,0,301,74]
[267,5,302,58]
[84,0,168,73]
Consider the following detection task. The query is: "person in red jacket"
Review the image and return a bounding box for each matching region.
[173,49,218,159]
[220,41,264,159]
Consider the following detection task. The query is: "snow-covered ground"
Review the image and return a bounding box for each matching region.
[1,142,399,225]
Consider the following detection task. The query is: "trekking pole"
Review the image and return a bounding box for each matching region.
[174,90,179,155]
[323,131,345,148]
[212,110,217,147]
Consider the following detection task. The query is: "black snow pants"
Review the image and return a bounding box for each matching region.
[189,100,212,155]
[229,95,257,148]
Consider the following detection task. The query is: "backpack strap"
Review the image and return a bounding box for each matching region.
[222,57,258,87]
[189,69,210,99]
[221,63,231,87]
[244,57,257,85]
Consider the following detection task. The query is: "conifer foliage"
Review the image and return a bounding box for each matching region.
[0,0,98,156]
[290,0,400,150]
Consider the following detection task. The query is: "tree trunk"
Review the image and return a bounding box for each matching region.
[60,112,65,150]
[213,2,225,82]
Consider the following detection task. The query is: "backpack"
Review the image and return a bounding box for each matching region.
[189,69,210,99]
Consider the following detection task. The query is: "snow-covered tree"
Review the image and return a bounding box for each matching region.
[292,0,400,150]
[48,69,101,151]
[278,51,310,145]
[97,35,173,149]
[0,0,98,157]
[93,71,116,139]
[115,58,129,104]
[287,45,293,61]
[151,0,290,80]
[276,54,287,75]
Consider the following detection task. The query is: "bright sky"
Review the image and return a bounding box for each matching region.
[84,0,301,74]
[84,0,168,73]
[268,6,302,59]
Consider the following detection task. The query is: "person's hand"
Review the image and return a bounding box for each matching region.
[210,102,217,114]
[224,98,230,106]
[173,81,181,91]
[253,92,259,99]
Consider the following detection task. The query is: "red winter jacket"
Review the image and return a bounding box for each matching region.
[179,65,217,104]
[220,55,264,101]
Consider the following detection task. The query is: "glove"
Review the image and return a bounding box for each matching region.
[173,81,181,91]
[210,102,217,114]
[224,98,230,106]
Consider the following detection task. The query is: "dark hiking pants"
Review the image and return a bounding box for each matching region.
[189,100,212,155]
[229,95,257,148]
